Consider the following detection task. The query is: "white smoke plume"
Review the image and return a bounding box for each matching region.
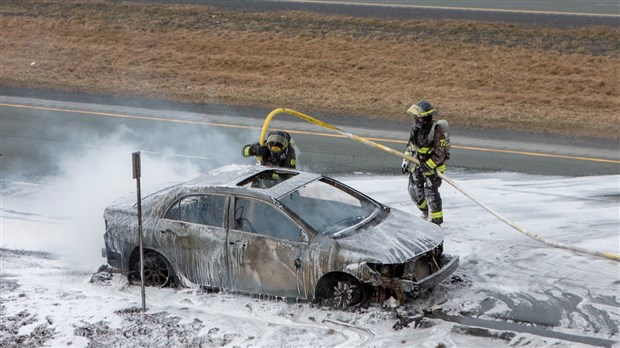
[2,121,257,271]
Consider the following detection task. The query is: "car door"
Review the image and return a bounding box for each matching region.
[155,194,230,289]
[227,196,311,299]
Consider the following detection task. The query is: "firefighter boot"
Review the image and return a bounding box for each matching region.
[420,209,429,221]
[430,211,443,226]
[424,177,443,226]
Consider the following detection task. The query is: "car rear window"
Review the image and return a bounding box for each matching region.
[163,195,226,227]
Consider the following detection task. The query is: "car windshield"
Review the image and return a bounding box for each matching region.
[279,178,381,237]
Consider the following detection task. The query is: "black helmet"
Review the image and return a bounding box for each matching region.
[266,131,290,154]
[407,100,436,118]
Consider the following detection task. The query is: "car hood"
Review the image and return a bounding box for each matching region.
[335,208,444,264]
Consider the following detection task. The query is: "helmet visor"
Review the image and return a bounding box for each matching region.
[407,104,435,118]
[266,133,288,154]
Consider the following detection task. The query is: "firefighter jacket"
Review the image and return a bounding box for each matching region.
[262,146,297,169]
[405,120,449,176]
[243,143,297,169]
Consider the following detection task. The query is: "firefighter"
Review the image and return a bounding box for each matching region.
[401,100,450,226]
[242,130,297,169]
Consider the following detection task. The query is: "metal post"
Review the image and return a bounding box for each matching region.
[132,151,146,312]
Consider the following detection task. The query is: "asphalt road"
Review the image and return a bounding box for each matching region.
[274,0,620,16]
[1,93,618,180]
[3,2,617,179]
[140,0,620,27]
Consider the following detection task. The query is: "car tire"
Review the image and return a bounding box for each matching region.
[128,250,176,287]
[330,279,366,309]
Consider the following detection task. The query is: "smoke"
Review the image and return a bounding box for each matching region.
[4,120,259,271]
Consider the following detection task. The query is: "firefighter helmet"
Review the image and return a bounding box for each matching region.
[407,100,436,118]
[266,131,290,154]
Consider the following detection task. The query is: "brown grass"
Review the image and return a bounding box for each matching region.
[1,0,619,138]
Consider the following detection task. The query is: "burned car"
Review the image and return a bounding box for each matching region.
[103,165,458,308]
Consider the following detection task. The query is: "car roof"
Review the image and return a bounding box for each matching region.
[108,165,325,216]
[182,164,322,199]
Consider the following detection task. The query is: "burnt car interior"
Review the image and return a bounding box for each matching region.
[237,170,297,189]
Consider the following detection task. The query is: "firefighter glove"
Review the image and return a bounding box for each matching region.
[257,146,270,157]
[401,159,410,174]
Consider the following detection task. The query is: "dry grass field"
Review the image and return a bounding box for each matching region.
[1,0,618,138]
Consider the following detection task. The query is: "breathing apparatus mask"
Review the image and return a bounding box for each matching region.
[266,132,289,156]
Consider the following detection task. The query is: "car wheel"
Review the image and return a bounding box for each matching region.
[128,250,173,287]
[331,279,366,309]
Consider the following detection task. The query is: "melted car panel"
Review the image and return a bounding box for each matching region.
[103,165,458,307]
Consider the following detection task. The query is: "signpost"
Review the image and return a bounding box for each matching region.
[132,151,146,312]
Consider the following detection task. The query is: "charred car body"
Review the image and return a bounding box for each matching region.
[103,165,458,308]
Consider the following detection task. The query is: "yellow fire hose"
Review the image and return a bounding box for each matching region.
[258,108,620,262]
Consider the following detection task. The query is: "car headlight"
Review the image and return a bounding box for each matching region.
[368,242,444,281]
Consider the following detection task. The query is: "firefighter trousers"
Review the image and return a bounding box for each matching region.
[408,169,443,225]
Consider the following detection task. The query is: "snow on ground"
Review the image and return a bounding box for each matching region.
[1,164,619,347]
